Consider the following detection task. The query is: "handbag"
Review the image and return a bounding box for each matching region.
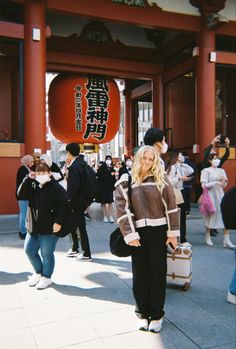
[25,206,33,233]
[199,187,216,216]
[109,227,131,257]
[109,174,132,257]
[174,187,184,205]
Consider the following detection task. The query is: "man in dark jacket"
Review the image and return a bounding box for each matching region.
[65,143,92,260]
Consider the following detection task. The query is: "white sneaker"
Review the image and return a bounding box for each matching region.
[148,318,163,333]
[103,216,109,223]
[36,276,52,290]
[77,255,92,261]
[66,249,79,257]
[27,273,41,287]
[227,291,236,304]
[137,318,148,331]
[109,216,114,223]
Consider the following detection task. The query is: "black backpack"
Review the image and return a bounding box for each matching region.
[82,163,98,207]
[220,186,236,230]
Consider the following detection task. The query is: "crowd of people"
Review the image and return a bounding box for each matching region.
[15,129,236,333]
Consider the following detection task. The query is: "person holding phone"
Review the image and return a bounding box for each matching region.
[115,145,180,333]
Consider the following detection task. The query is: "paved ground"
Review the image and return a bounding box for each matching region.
[0,204,235,349]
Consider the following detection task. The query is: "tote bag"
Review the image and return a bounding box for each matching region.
[199,187,216,216]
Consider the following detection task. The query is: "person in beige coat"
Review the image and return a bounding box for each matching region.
[115,145,180,333]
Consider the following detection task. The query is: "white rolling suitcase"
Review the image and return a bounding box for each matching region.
[167,243,192,291]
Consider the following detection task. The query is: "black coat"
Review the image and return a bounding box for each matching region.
[118,166,130,180]
[16,165,31,200]
[18,177,69,235]
[67,158,87,210]
[221,186,236,230]
[96,163,116,203]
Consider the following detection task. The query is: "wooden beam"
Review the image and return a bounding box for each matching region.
[131,81,152,99]
[162,33,195,59]
[46,0,200,32]
[47,50,163,79]
[162,57,195,83]
[0,20,24,39]
[47,36,160,63]
[216,51,236,65]
[216,21,236,37]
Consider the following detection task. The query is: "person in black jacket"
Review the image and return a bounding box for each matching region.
[65,143,92,260]
[40,154,64,182]
[17,163,70,289]
[16,154,34,240]
[118,157,133,179]
[96,155,116,223]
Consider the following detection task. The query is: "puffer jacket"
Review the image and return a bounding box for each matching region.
[115,173,180,244]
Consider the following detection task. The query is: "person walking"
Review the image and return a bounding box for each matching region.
[115,145,180,333]
[17,163,70,289]
[16,154,34,240]
[200,154,235,248]
[166,151,194,243]
[65,143,92,260]
[118,157,133,179]
[96,155,116,223]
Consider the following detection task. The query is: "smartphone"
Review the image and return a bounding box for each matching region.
[167,243,175,254]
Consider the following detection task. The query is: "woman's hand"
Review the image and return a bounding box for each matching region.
[128,239,141,247]
[166,237,178,250]
[53,223,61,233]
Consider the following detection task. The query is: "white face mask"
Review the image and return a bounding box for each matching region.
[178,154,185,163]
[105,159,112,166]
[212,159,220,167]
[36,174,50,185]
[160,142,168,154]
[126,160,132,168]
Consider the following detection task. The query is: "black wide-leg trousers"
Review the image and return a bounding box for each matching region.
[131,225,167,321]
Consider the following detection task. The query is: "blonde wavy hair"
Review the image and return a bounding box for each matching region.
[131,145,166,191]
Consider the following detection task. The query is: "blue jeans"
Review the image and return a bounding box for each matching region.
[24,233,58,278]
[18,200,28,236]
[229,252,236,295]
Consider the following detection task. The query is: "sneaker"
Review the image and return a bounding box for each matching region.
[137,318,148,331]
[66,249,79,257]
[77,255,92,261]
[227,291,236,304]
[103,216,109,223]
[27,273,41,287]
[36,276,52,290]
[148,319,163,333]
[109,216,114,223]
[84,212,91,220]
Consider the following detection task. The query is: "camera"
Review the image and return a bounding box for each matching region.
[219,134,226,144]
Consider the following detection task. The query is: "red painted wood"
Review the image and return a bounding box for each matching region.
[216,51,236,65]
[124,80,135,156]
[162,58,195,83]
[0,20,24,39]
[130,81,152,100]
[196,19,216,152]
[46,0,200,32]
[152,75,164,129]
[24,0,46,154]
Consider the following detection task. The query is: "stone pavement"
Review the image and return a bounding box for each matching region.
[0,204,235,349]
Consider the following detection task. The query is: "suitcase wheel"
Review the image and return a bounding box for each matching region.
[182,282,190,291]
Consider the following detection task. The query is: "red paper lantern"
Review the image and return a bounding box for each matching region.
[48,74,120,144]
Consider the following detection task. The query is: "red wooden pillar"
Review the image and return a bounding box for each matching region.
[24,0,46,154]
[196,18,216,153]
[152,75,164,129]
[124,80,135,156]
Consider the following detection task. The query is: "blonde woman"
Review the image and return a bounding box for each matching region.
[115,145,180,333]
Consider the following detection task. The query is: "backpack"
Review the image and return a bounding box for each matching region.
[82,163,98,207]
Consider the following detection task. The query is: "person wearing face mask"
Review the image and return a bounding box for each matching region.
[16,154,35,240]
[200,155,235,248]
[40,154,64,182]
[96,155,116,223]
[118,157,133,179]
[17,163,70,289]
[166,151,194,243]
[143,128,168,170]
